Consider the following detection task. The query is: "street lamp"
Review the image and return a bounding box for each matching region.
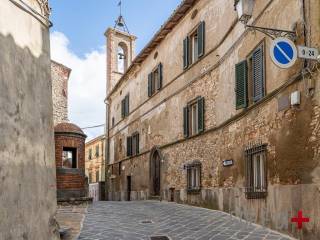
[234,0,297,41]
[234,0,254,24]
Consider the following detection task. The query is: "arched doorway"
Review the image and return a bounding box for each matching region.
[150,147,161,196]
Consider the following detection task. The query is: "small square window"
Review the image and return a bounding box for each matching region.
[62,147,77,169]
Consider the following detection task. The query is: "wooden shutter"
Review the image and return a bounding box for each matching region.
[148,73,152,97]
[157,63,163,90]
[127,136,132,157]
[235,60,248,109]
[135,133,139,154]
[183,106,189,138]
[183,36,189,69]
[197,97,204,133]
[125,95,129,116]
[197,21,205,58]
[121,99,125,118]
[252,46,264,102]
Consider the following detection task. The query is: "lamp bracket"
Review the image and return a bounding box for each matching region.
[245,25,297,41]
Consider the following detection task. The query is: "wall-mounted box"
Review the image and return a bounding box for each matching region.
[291,91,300,106]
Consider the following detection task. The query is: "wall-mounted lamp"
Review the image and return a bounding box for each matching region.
[234,0,297,41]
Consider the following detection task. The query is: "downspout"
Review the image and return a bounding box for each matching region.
[104,100,110,200]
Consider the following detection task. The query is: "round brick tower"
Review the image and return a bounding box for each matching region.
[54,122,87,200]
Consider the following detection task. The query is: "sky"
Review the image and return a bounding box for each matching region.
[49,0,182,140]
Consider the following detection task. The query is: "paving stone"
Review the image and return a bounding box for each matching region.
[78,201,294,240]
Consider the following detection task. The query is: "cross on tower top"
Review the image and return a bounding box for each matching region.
[114,0,130,33]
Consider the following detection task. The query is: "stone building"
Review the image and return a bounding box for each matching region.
[51,60,71,125]
[0,0,60,239]
[105,0,320,239]
[85,134,106,200]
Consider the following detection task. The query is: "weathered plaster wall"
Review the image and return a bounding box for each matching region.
[51,60,71,125]
[0,0,59,239]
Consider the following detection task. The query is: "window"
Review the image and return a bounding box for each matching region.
[245,143,267,199]
[186,162,201,192]
[235,43,265,109]
[119,162,122,176]
[62,147,77,169]
[148,63,163,97]
[127,132,139,157]
[95,145,99,157]
[89,172,92,183]
[117,43,128,73]
[183,21,205,69]
[96,170,100,182]
[88,148,92,160]
[112,117,115,127]
[183,97,204,138]
[121,94,129,118]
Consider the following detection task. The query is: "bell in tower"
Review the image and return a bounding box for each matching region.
[105,0,137,96]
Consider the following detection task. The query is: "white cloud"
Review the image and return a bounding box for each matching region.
[50,31,106,141]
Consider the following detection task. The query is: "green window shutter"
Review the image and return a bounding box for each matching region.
[148,73,152,97]
[157,63,163,90]
[136,133,139,154]
[125,95,129,116]
[235,60,248,109]
[183,36,189,69]
[252,46,265,102]
[127,136,132,157]
[121,99,125,118]
[197,21,205,58]
[197,97,205,133]
[183,106,189,138]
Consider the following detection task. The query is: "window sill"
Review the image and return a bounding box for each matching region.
[245,190,267,199]
[187,188,201,194]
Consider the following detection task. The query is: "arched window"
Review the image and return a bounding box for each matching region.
[117,42,128,73]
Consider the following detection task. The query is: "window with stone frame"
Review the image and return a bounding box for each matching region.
[127,132,140,157]
[121,94,130,118]
[183,21,205,69]
[96,170,100,183]
[186,161,201,192]
[245,143,268,199]
[62,147,77,169]
[235,42,265,110]
[183,97,204,138]
[88,172,92,184]
[148,63,163,97]
[88,148,92,160]
[95,144,99,157]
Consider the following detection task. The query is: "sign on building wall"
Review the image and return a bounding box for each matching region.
[270,37,297,69]
[297,46,319,60]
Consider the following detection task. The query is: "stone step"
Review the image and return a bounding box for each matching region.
[149,195,161,201]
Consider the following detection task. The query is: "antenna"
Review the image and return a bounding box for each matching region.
[114,0,130,33]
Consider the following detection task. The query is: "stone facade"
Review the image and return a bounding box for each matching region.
[85,135,106,200]
[105,0,320,239]
[55,122,87,200]
[0,0,59,239]
[51,60,71,125]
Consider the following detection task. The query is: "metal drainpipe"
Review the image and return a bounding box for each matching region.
[104,100,110,200]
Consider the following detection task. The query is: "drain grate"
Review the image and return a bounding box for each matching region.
[150,236,170,240]
[141,220,153,224]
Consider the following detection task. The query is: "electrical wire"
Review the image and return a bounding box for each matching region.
[81,124,105,130]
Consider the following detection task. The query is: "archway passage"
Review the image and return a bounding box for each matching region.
[150,149,161,196]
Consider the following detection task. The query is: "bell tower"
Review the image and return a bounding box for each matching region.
[105,1,136,95]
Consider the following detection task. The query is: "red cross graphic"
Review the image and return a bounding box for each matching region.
[291,210,310,229]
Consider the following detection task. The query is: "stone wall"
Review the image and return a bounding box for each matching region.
[0,0,59,239]
[106,0,320,239]
[51,60,71,125]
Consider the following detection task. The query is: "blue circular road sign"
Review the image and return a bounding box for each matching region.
[270,37,297,68]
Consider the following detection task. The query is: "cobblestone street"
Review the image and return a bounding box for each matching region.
[78,201,294,240]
